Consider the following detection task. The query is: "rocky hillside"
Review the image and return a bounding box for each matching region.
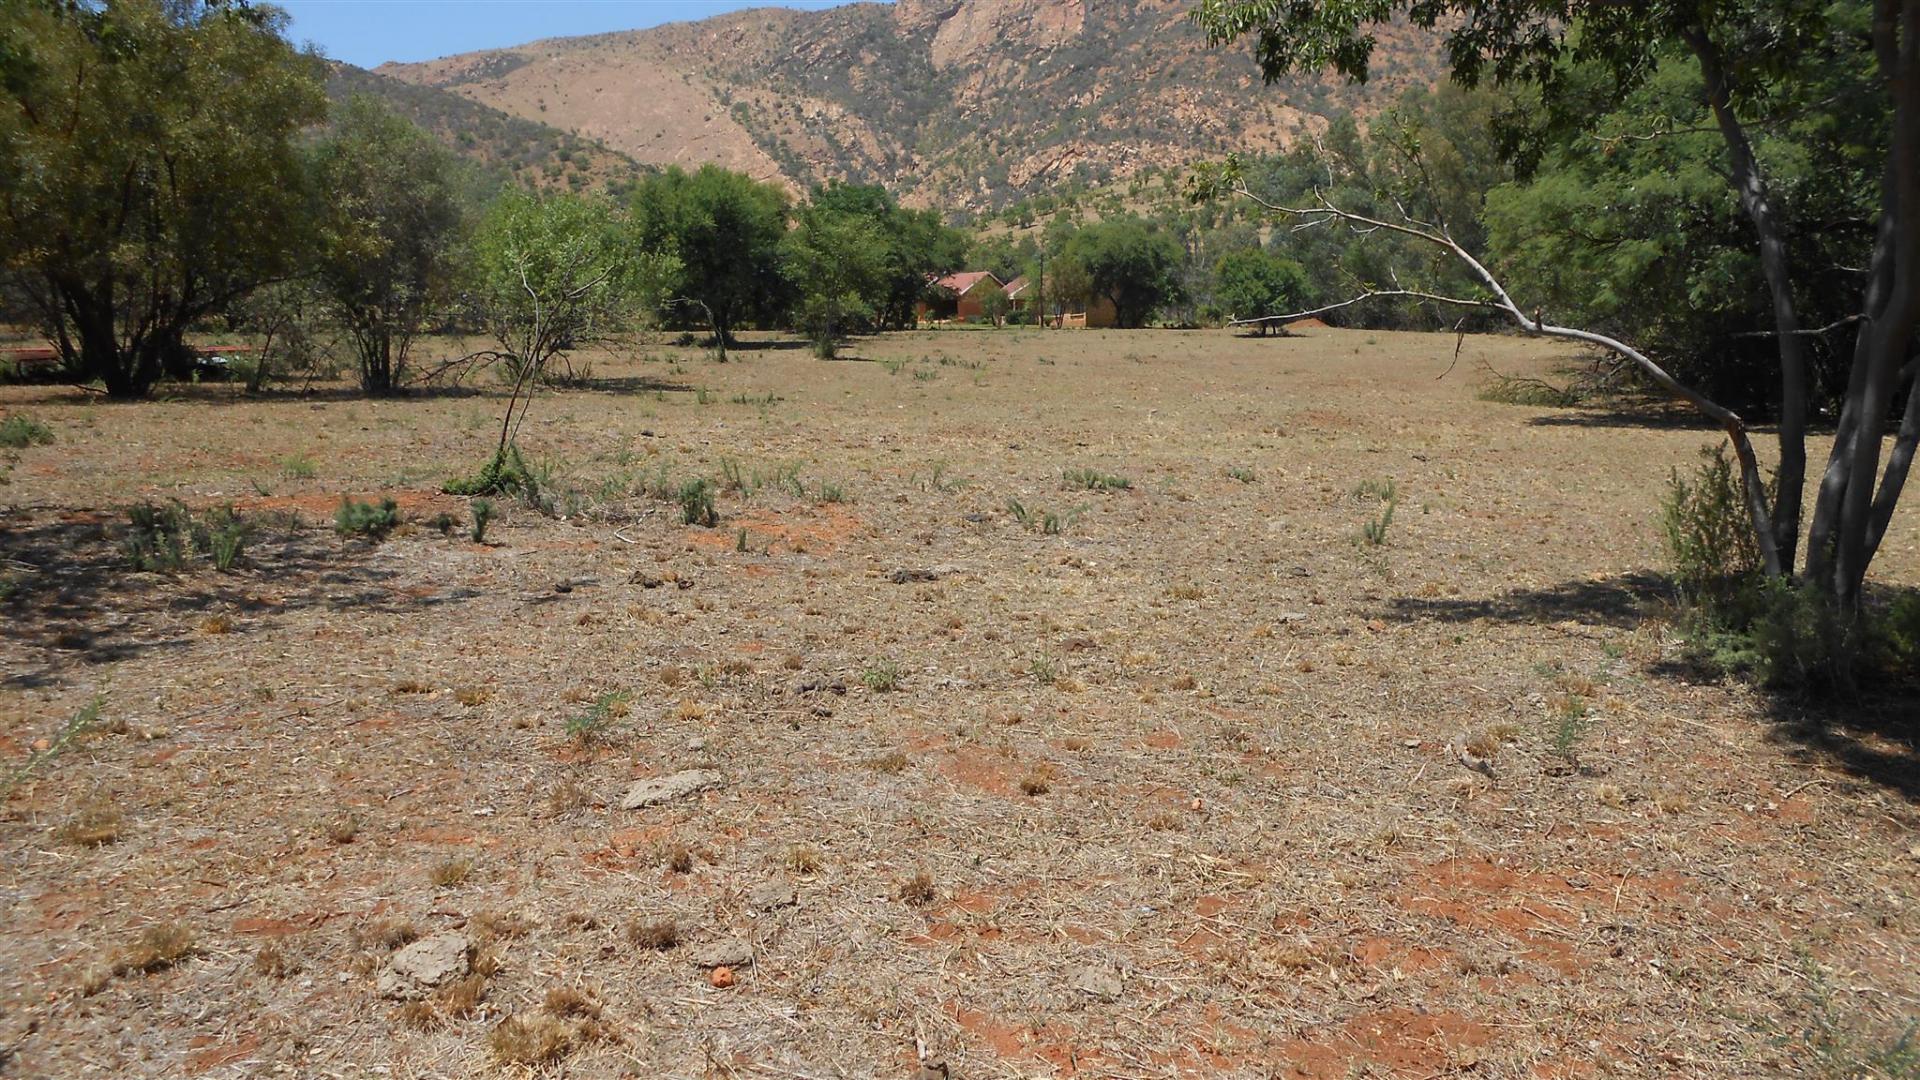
[378,0,1443,211]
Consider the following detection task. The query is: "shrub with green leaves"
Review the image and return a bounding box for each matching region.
[1660,445,1764,613]
[123,501,248,572]
[678,478,718,527]
[470,498,494,543]
[1062,468,1130,491]
[0,415,54,448]
[335,497,401,540]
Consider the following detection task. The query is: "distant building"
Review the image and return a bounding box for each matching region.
[917,270,1004,323]
[1001,275,1117,328]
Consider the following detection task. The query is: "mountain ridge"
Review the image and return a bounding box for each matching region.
[376,0,1445,210]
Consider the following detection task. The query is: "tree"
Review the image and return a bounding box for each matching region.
[1043,256,1093,327]
[630,165,789,354]
[1063,217,1184,329]
[0,0,326,398]
[471,191,678,455]
[784,203,886,358]
[808,182,966,330]
[1193,0,1918,612]
[977,280,1011,327]
[1214,248,1311,335]
[308,97,464,395]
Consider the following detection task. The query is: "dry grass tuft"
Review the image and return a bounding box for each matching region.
[57,805,123,847]
[897,870,937,908]
[429,857,474,888]
[398,1000,443,1030]
[865,750,909,774]
[1018,764,1055,796]
[1170,673,1198,691]
[355,918,419,951]
[488,1012,576,1067]
[438,973,488,1018]
[323,813,360,845]
[113,923,195,976]
[543,986,602,1019]
[471,910,534,941]
[253,942,296,978]
[626,918,678,951]
[198,614,234,635]
[674,698,708,722]
[659,666,686,688]
[785,844,823,874]
[548,777,592,816]
[453,686,490,708]
[650,841,694,874]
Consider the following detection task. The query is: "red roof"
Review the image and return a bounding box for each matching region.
[932,270,1001,295]
[1003,275,1030,299]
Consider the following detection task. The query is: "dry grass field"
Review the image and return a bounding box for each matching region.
[2,326,1917,1079]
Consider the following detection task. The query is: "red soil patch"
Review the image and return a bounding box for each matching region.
[935,749,1022,796]
[1279,1007,1492,1078]
[688,506,867,554]
[186,1033,260,1074]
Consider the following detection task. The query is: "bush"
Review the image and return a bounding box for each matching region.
[1660,445,1765,614]
[678,478,717,527]
[123,501,248,572]
[0,414,54,448]
[470,498,494,543]
[335,497,401,540]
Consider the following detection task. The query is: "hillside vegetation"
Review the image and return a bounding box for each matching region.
[326,63,645,196]
[378,0,1444,210]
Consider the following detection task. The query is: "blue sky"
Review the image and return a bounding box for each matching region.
[278,1,866,69]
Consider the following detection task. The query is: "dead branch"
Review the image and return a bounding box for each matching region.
[1225,181,1786,577]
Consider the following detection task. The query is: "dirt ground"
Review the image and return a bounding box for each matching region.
[2,326,1917,1079]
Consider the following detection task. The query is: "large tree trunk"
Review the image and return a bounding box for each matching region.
[1805,0,1919,610]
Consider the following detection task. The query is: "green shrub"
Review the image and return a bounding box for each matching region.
[444,444,532,497]
[0,415,54,448]
[335,497,400,540]
[1660,445,1764,613]
[678,478,717,527]
[123,501,246,572]
[470,498,494,543]
[1062,467,1130,491]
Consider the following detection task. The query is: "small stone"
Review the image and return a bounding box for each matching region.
[687,736,707,752]
[377,932,470,1000]
[619,769,723,810]
[1070,961,1123,1002]
[690,938,754,969]
[749,880,797,912]
[709,965,736,989]
[1403,738,1421,748]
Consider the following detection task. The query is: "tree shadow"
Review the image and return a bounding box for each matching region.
[1379,571,1672,629]
[722,338,814,353]
[1525,406,1726,432]
[0,511,479,689]
[564,375,693,394]
[1754,692,1920,803]
[1383,572,1920,802]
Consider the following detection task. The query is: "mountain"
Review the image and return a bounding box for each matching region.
[377,0,1444,212]
[325,63,647,196]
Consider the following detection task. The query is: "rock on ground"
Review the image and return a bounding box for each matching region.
[619,769,723,810]
[377,932,471,1000]
[689,938,754,969]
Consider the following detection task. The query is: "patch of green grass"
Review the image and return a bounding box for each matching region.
[566,691,630,745]
[335,497,400,541]
[1226,466,1257,484]
[1062,467,1130,491]
[860,659,903,692]
[469,499,494,543]
[678,478,718,527]
[280,455,317,480]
